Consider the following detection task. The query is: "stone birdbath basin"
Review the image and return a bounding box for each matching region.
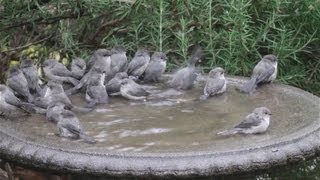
[0,75,319,177]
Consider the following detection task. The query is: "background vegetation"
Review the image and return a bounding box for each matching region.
[0,0,319,95]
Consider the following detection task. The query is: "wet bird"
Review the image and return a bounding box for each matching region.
[106,72,128,94]
[170,45,202,90]
[86,49,111,73]
[143,52,167,82]
[120,78,149,100]
[85,72,108,107]
[43,59,80,86]
[35,80,91,113]
[71,57,86,80]
[6,66,33,102]
[20,58,43,97]
[200,67,227,100]
[46,101,96,144]
[110,47,128,76]
[239,54,278,94]
[127,49,150,79]
[0,85,36,118]
[217,107,272,136]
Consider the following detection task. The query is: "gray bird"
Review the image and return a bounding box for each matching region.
[217,107,272,136]
[86,49,111,73]
[0,84,36,118]
[6,67,33,102]
[20,58,43,97]
[127,49,150,79]
[110,47,128,76]
[46,101,65,123]
[200,67,227,100]
[43,59,80,86]
[85,72,108,107]
[106,72,128,94]
[71,57,86,80]
[239,54,278,94]
[46,101,96,144]
[120,78,149,100]
[143,52,167,82]
[35,80,91,113]
[170,45,202,90]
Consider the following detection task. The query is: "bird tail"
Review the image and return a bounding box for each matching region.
[188,45,202,66]
[239,77,257,94]
[71,106,93,114]
[19,102,37,114]
[64,124,96,144]
[66,77,80,86]
[217,128,241,136]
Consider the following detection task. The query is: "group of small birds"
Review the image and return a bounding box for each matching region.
[0,45,278,144]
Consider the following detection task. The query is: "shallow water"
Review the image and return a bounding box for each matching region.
[1,80,318,155]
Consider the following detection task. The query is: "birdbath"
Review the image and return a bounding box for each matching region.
[0,75,319,177]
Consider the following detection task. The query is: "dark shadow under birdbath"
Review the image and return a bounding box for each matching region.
[0,75,319,177]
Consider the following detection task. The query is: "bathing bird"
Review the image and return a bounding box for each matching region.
[169,45,202,90]
[217,107,272,136]
[200,67,226,100]
[143,52,167,83]
[239,54,278,94]
[127,48,150,79]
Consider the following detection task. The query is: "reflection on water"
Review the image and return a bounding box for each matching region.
[0,82,318,154]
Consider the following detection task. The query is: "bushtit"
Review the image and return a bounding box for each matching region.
[20,58,43,97]
[35,80,91,113]
[43,59,80,86]
[169,45,202,90]
[110,47,128,75]
[127,49,150,79]
[200,67,227,100]
[85,72,108,107]
[86,49,111,73]
[239,54,278,93]
[0,84,36,118]
[217,107,272,136]
[120,78,149,100]
[143,52,167,82]
[106,72,128,94]
[6,67,33,102]
[71,57,86,80]
[46,101,96,144]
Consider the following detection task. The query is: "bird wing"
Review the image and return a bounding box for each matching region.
[205,78,225,95]
[234,113,261,129]
[127,84,149,96]
[252,61,275,83]
[51,64,73,77]
[128,56,148,74]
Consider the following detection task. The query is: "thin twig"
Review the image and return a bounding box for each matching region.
[1,35,53,53]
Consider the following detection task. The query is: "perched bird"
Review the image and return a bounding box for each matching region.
[170,45,202,90]
[46,101,96,144]
[127,49,150,79]
[71,57,86,80]
[143,52,167,82]
[35,80,91,113]
[106,72,128,94]
[6,67,33,102]
[86,49,111,73]
[0,85,36,118]
[217,107,272,136]
[110,47,128,75]
[43,59,80,86]
[46,101,65,123]
[20,58,43,97]
[239,54,278,94]
[120,78,149,100]
[85,72,108,107]
[200,67,227,100]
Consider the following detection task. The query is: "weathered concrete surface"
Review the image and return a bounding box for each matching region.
[0,76,319,177]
